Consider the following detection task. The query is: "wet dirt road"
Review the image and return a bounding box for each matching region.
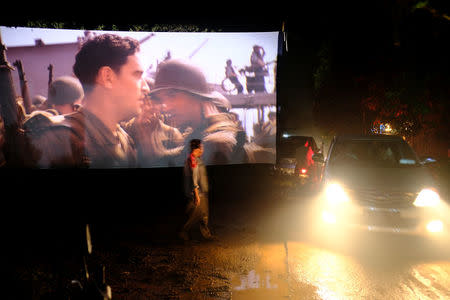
[93,184,450,300]
[229,238,450,300]
[246,193,450,300]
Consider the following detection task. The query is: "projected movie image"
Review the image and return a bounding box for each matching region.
[0,27,278,168]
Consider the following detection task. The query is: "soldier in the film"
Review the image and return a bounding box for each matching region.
[31,95,47,112]
[24,34,149,168]
[243,110,276,163]
[225,59,243,94]
[44,76,84,115]
[179,138,214,241]
[122,91,186,167]
[23,76,84,128]
[249,45,267,93]
[148,59,246,166]
[254,111,276,148]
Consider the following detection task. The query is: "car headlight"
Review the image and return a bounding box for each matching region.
[426,220,444,233]
[325,183,350,205]
[414,189,440,207]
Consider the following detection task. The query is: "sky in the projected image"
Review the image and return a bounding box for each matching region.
[1,26,279,86]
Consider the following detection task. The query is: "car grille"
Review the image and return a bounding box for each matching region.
[346,188,417,209]
[360,211,420,229]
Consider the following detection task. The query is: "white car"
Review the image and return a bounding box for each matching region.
[313,135,449,239]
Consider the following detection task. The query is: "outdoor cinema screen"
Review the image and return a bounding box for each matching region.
[0,26,279,168]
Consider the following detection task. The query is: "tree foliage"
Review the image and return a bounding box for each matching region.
[312,0,449,141]
[313,40,332,92]
[22,21,214,32]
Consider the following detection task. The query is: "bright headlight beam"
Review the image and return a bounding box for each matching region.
[322,211,337,224]
[325,183,350,205]
[414,189,440,207]
[426,220,443,233]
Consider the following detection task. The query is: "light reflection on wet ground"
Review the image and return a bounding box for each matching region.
[230,240,450,299]
[229,194,450,300]
[290,243,367,299]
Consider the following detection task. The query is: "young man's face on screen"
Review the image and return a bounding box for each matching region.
[152,90,203,129]
[112,53,149,119]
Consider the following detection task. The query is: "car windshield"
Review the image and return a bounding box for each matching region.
[328,139,419,167]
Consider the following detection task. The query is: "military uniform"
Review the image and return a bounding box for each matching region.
[24,107,137,168]
[182,112,249,166]
[146,59,252,167]
[122,116,184,168]
[122,111,247,168]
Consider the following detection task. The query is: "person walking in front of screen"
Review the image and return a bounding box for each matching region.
[178,139,214,241]
[24,34,149,168]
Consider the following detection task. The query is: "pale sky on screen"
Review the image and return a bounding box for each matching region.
[0,26,279,85]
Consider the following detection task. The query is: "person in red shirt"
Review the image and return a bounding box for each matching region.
[178,139,214,241]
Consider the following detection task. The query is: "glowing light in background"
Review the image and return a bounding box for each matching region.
[384,123,392,133]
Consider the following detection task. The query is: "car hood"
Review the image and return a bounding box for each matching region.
[324,165,436,192]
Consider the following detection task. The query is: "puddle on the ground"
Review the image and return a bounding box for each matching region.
[230,243,290,299]
[231,269,288,299]
[234,269,279,290]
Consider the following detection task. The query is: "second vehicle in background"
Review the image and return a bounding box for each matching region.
[274,135,322,187]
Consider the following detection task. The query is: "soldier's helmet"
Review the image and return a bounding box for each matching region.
[149,59,230,111]
[47,76,84,105]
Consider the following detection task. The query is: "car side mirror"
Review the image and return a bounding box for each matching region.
[313,153,324,163]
